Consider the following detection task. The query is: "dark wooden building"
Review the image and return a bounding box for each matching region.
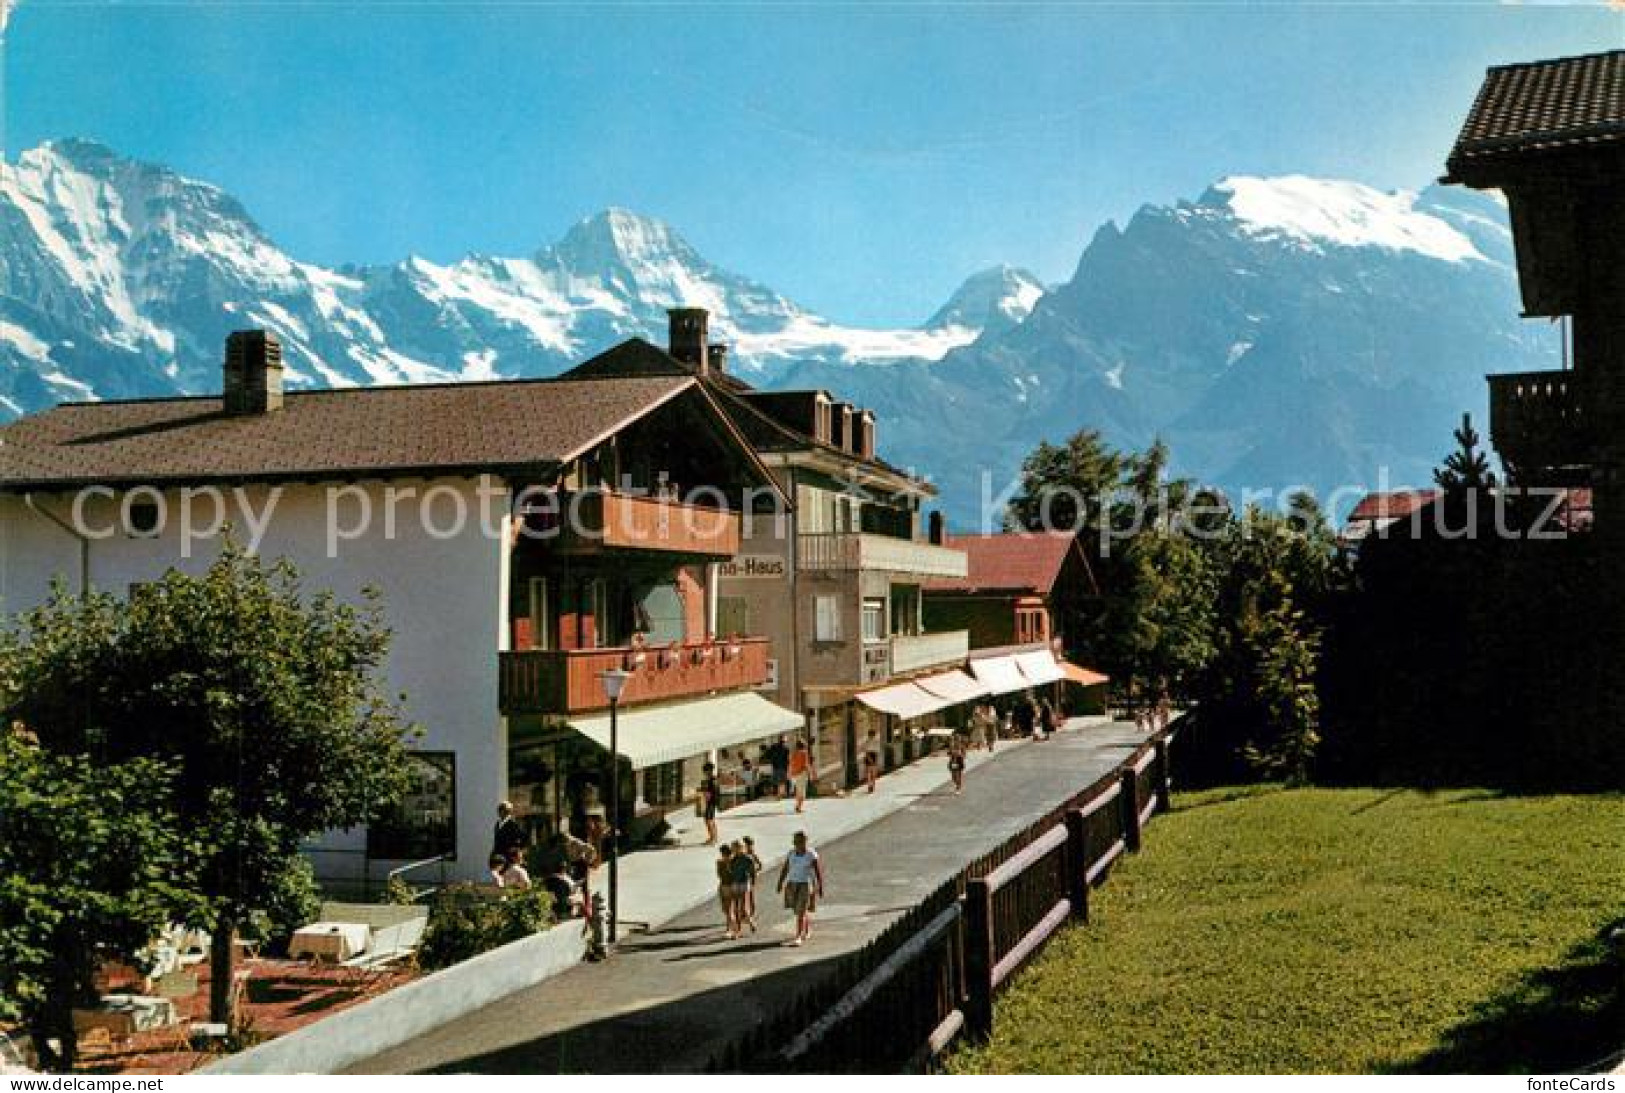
[1445,49,1625,540]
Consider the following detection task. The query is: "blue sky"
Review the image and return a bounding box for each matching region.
[4,2,1622,325]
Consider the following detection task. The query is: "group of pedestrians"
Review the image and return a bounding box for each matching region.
[715,831,826,947]
[699,737,813,844]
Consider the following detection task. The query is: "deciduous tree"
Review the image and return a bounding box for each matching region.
[3,543,414,1024]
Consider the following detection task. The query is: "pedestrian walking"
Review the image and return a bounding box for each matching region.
[742,835,763,926]
[787,740,811,813]
[728,839,758,934]
[861,728,881,794]
[947,734,967,793]
[1012,692,1037,740]
[699,761,721,845]
[776,831,825,947]
[716,844,742,938]
[972,702,997,752]
[1038,698,1058,740]
[766,736,790,799]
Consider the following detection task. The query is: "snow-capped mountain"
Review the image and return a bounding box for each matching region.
[0,140,991,418]
[926,264,1045,340]
[1,141,1549,525]
[772,176,1547,522]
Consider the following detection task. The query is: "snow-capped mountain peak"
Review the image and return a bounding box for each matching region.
[0,141,1016,416]
[1210,175,1485,264]
[927,264,1045,336]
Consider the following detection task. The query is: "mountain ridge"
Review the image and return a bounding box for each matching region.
[1,139,1552,522]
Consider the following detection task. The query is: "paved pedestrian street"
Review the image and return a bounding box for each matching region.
[348,717,1149,1074]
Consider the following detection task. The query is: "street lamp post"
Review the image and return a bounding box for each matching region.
[599,668,632,945]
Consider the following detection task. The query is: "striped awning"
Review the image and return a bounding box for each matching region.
[568,692,803,770]
[854,681,952,720]
[914,669,990,705]
[1015,650,1065,686]
[1060,662,1110,687]
[969,656,1029,695]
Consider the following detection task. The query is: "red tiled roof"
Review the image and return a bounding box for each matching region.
[925,531,1084,596]
[1346,490,1442,523]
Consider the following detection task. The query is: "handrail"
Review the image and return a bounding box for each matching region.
[386,853,451,884]
[983,823,1068,894]
[386,853,451,900]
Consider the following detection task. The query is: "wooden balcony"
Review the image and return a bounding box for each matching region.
[891,629,971,675]
[1488,370,1597,478]
[798,533,968,579]
[529,491,741,558]
[500,637,772,715]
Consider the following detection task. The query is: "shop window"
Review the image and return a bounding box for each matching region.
[643,760,686,808]
[368,752,456,861]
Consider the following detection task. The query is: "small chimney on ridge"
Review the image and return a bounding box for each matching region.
[858,409,877,459]
[928,510,945,545]
[832,402,854,451]
[707,343,729,375]
[667,307,710,375]
[223,330,284,414]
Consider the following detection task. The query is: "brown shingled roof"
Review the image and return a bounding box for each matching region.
[925,531,1087,596]
[1447,50,1625,178]
[0,375,696,489]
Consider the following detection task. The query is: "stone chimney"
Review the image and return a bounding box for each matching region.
[223,330,284,415]
[858,409,877,459]
[667,308,710,374]
[707,343,729,375]
[928,510,945,545]
[832,402,855,452]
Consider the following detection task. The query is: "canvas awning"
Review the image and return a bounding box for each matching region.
[1060,662,1110,687]
[854,681,952,721]
[1015,650,1065,686]
[567,691,803,770]
[914,669,990,706]
[969,656,1029,696]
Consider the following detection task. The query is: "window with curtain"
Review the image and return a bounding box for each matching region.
[815,595,841,642]
[862,599,886,643]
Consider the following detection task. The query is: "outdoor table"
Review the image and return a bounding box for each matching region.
[289,921,371,962]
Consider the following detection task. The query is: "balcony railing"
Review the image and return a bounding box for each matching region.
[798,533,968,579]
[527,491,741,558]
[500,637,772,715]
[1488,370,1596,475]
[891,629,971,675]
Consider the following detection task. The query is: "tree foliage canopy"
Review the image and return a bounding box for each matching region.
[0,731,201,1068]
[0,543,415,1022]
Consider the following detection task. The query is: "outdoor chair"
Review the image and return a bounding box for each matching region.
[0,1031,37,1075]
[151,970,198,1001]
[337,907,428,986]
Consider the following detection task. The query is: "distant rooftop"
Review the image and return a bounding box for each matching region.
[1446,50,1625,179]
[926,531,1089,597]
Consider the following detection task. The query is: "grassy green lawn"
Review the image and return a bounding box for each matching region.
[951,785,1623,1074]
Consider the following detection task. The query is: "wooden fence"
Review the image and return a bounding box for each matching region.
[713,722,1181,1073]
